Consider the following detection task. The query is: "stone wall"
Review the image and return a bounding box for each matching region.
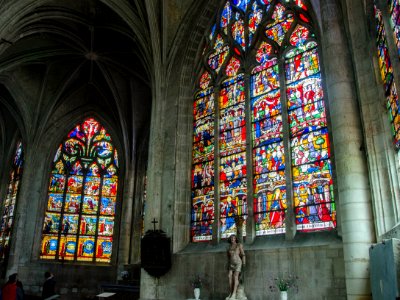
[156,236,346,300]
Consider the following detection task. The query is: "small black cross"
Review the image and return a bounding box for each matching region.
[151,218,158,231]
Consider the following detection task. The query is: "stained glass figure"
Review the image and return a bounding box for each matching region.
[40,118,119,263]
[221,2,233,35]
[265,4,294,45]
[375,5,400,148]
[191,0,335,241]
[226,57,241,77]
[232,14,246,49]
[249,2,263,45]
[0,142,24,261]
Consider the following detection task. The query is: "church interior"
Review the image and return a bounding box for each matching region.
[0,0,398,299]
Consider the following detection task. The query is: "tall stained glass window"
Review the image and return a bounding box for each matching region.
[191,0,336,242]
[40,118,118,263]
[375,4,400,148]
[0,141,24,260]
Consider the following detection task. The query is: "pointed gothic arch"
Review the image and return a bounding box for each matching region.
[40,117,119,263]
[191,0,336,242]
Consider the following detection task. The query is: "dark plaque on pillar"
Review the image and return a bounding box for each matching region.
[141,218,171,278]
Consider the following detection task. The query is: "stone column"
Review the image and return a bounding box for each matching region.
[320,1,375,299]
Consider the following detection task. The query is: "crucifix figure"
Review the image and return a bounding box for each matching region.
[151,218,158,231]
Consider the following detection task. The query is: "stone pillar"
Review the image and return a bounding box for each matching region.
[320,1,375,299]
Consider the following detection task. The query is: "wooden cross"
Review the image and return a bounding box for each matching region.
[151,218,158,231]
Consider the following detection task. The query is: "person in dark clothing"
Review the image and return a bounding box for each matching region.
[2,273,24,300]
[42,272,56,300]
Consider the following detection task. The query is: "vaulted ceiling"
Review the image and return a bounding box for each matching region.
[0,0,154,154]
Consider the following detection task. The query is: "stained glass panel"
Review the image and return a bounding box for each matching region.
[231,0,250,12]
[286,26,335,231]
[249,2,263,45]
[389,0,400,56]
[40,118,119,262]
[194,88,214,120]
[221,2,232,34]
[226,57,241,77]
[251,64,280,97]
[232,15,246,49]
[293,160,335,230]
[0,142,24,261]
[376,5,400,147]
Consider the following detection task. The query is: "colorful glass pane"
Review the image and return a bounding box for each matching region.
[249,2,263,45]
[191,189,214,242]
[96,236,113,262]
[219,77,245,109]
[251,90,281,122]
[41,118,118,262]
[40,235,58,258]
[231,0,250,12]
[221,2,232,34]
[194,116,214,146]
[286,74,323,110]
[254,170,286,235]
[220,188,247,238]
[220,105,245,132]
[232,16,246,49]
[295,0,307,11]
[253,115,283,147]
[251,64,280,97]
[290,25,311,48]
[265,4,294,45]
[226,57,241,77]
[200,71,211,89]
[194,88,215,120]
[255,42,275,66]
[0,142,24,261]
[253,142,285,174]
[58,235,76,260]
[285,48,320,84]
[375,5,400,148]
[77,236,95,261]
[389,0,400,57]
[293,160,335,230]
[209,24,216,41]
[192,161,215,189]
[208,45,229,73]
[64,194,81,214]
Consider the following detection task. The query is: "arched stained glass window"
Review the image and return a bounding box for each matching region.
[40,118,118,263]
[191,0,336,242]
[0,141,23,260]
[375,4,400,148]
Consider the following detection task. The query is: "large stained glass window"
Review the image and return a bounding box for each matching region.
[0,141,23,260]
[40,118,118,263]
[375,5,400,148]
[191,0,336,242]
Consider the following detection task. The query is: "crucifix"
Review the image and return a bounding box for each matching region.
[151,218,158,231]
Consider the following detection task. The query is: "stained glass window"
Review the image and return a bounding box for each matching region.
[191,0,336,242]
[375,5,400,148]
[40,118,118,263]
[389,0,400,57]
[0,141,23,260]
